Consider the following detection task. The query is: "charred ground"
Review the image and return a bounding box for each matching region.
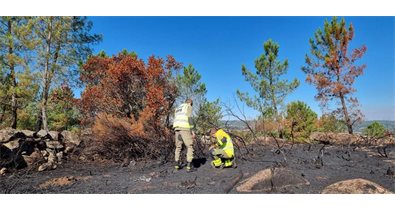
[1,143,394,194]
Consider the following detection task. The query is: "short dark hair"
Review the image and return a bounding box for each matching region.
[185,98,193,105]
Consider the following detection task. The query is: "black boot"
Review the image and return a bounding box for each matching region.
[186,162,195,172]
[174,161,182,170]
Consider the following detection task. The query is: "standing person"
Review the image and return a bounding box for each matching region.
[173,98,195,172]
[209,128,235,168]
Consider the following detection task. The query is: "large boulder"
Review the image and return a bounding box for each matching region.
[0,128,16,143]
[236,167,310,193]
[321,178,393,194]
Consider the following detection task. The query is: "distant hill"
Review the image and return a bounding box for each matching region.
[221,120,252,130]
[353,120,395,133]
[221,120,395,133]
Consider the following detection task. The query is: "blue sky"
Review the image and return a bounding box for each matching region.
[85,16,395,120]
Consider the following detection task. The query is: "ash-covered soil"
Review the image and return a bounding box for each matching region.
[1,144,394,194]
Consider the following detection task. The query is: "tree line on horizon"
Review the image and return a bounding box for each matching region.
[0,16,389,160]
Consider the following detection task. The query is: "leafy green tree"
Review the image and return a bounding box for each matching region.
[286,101,317,141]
[363,121,386,139]
[0,17,37,128]
[237,39,299,136]
[302,17,367,134]
[34,16,101,131]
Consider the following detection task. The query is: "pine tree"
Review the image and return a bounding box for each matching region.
[302,17,367,134]
[176,64,222,133]
[176,64,207,112]
[34,16,101,131]
[0,17,37,128]
[237,39,299,136]
[286,101,317,141]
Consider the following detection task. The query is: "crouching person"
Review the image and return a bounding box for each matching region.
[209,128,236,168]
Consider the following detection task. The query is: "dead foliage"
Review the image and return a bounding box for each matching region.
[90,113,173,162]
[38,176,92,189]
[79,53,182,162]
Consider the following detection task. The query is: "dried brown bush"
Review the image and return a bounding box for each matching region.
[90,113,173,162]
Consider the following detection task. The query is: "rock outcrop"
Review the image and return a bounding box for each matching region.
[236,167,310,193]
[0,128,81,173]
[321,178,393,194]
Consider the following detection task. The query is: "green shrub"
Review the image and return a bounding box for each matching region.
[363,121,386,139]
[286,101,317,141]
[317,114,347,133]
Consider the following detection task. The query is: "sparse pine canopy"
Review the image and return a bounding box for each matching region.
[302,17,367,134]
[176,64,222,133]
[237,39,299,119]
[176,64,207,106]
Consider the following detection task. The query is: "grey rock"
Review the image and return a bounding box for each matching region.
[56,151,63,162]
[0,128,16,143]
[46,141,64,149]
[321,178,393,194]
[64,146,74,154]
[48,131,60,141]
[236,167,310,193]
[38,162,57,172]
[35,130,48,138]
[41,150,49,157]
[0,167,7,175]
[47,151,57,163]
[3,140,20,150]
[61,130,81,146]
[20,130,35,137]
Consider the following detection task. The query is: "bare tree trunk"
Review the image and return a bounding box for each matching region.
[40,18,53,132]
[41,87,49,131]
[339,92,353,134]
[7,19,18,129]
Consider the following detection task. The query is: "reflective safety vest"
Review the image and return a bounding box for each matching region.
[173,103,193,129]
[215,129,234,157]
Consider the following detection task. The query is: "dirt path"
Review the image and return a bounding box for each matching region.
[1,144,394,193]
